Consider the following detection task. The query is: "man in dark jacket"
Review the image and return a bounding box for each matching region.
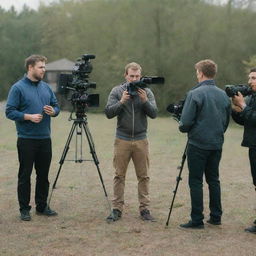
[6,55,60,221]
[179,59,230,229]
[105,62,157,222]
[231,68,256,234]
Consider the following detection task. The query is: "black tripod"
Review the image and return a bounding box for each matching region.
[47,112,111,211]
[166,141,188,227]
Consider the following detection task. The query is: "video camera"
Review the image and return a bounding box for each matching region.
[58,54,99,118]
[127,76,165,96]
[166,100,185,121]
[225,85,253,97]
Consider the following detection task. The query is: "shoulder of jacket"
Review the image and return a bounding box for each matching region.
[11,78,27,90]
[112,82,127,91]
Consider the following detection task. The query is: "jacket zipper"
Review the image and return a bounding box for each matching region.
[132,102,135,138]
[36,84,45,114]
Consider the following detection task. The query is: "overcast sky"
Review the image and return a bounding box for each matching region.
[0,0,59,12]
[0,0,230,12]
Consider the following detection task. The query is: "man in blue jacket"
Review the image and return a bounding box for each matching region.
[179,59,230,229]
[6,55,60,221]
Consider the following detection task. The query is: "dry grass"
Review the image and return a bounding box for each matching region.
[1,109,256,256]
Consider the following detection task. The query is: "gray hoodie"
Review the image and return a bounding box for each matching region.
[105,82,157,140]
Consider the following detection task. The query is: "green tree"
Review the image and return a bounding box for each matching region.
[0,7,41,99]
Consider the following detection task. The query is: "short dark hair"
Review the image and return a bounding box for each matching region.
[195,59,217,78]
[250,68,256,73]
[124,62,142,75]
[25,55,47,70]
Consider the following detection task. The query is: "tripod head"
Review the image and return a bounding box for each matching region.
[68,89,100,121]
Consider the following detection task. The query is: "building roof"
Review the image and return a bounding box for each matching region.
[46,58,75,71]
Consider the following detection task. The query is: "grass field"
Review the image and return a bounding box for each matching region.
[0,109,256,256]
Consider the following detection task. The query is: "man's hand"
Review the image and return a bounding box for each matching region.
[232,92,246,110]
[137,88,148,103]
[43,105,55,116]
[120,90,130,104]
[24,114,43,123]
[232,104,243,113]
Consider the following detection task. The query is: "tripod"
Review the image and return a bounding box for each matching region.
[47,112,111,211]
[165,141,188,227]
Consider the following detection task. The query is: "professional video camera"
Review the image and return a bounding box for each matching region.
[48,55,111,212]
[127,76,165,96]
[58,54,99,118]
[166,100,185,121]
[225,84,253,97]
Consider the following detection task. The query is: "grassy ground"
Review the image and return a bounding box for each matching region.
[0,109,256,256]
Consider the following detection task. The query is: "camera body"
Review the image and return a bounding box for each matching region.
[58,54,99,115]
[166,100,185,121]
[225,85,253,97]
[127,76,165,96]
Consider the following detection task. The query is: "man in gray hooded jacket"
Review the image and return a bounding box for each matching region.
[105,62,157,222]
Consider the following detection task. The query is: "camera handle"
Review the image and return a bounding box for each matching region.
[47,116,111,212]
[165,141,188,227]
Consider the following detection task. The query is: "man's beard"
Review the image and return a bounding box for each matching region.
[33,73,44,81]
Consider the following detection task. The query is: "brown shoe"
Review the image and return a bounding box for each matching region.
[140,209,156,222]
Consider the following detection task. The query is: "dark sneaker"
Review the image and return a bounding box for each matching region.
[20,210,31,221]
[245,225,256,234]
[140,209,156,222]
[207,218,221,225]
[180,220,204,229]
[36,206,58,216]
[106,209,122,222]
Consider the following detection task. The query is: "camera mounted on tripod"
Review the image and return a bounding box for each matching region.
[48,54,111,212]
[127,76,165,96]
[166,100,185,121]
[225,84,253,97]
[58,54,99,119]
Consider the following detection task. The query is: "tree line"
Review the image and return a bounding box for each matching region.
[1,0,256,113]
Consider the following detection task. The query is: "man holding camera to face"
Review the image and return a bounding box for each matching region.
[105,62,157,222]
[179,59,230,229]
[231,68,256,234]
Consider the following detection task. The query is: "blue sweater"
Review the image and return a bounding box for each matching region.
[5,77,60,139]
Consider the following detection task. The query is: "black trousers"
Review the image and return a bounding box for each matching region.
[187,144,222,224]
[17,138,52,212]
[249,148,256,187]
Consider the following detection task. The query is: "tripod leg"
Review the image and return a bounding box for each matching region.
[166,141,188,227]
[81,122,111,210]
[165,166,183,227]
[47,121,78,206]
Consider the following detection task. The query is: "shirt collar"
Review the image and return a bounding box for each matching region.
[198,79,215,86]
[24,76,40,86]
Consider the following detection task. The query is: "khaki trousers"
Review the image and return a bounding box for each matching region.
[112,138,150,212]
